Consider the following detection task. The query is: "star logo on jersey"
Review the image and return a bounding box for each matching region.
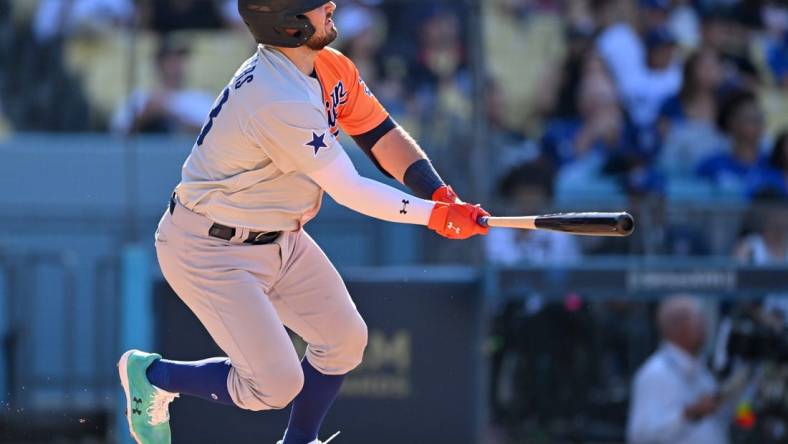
[305,132,328,156]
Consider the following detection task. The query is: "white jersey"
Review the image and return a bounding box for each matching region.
[176,44,389,232]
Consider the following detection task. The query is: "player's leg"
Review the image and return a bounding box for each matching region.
[144,356,233,405]
[145,268,303,410]
[119,210,304,443]
[269,230,368,444]
[152,209,304,410]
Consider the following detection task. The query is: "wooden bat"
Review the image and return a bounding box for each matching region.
[478,212,635,237]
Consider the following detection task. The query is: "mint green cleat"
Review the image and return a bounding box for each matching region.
[118,350,179,444]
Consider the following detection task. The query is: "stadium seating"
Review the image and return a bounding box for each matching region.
[63,31,159,120]
[179,30,257,93]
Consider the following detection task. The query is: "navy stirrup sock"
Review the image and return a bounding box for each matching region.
[283,359,346,444]
[146,357,234,405]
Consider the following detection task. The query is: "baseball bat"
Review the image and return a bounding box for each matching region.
[477,212,635,237]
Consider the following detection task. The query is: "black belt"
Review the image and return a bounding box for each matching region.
[169,193,281,245]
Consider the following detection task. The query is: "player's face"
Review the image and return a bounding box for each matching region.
[303,1,338,50]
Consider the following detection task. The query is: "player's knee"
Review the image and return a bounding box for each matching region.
[307,313,368,374]
[341,315,368,370]
[241,361,304,411]
[265,364,305,409]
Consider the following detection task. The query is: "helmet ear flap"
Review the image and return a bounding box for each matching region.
[274,13,316,46]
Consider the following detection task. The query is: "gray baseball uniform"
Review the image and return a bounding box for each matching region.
[155,44,411,411]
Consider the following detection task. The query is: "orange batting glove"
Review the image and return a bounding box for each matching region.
[432,185,462,203]
[428,202,490,240]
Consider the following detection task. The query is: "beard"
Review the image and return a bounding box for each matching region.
[305,25,338,50]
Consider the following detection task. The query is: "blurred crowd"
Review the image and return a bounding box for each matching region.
[479,1,788,269]
[1,2,786,443]
[0,0,787,263]
[480,0,788,267]
[485,0,788,198]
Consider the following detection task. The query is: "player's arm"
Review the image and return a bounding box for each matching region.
[351,119,458,203]
[307,148,488,240]
[336,55,459,204]
[308,146,432,225]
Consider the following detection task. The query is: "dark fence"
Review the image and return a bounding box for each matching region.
[153,269,484,444]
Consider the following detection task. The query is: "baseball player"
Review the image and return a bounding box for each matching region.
[118,1,489,443]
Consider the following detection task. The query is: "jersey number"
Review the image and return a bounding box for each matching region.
[196,87,230,146]
[196,63,256,146]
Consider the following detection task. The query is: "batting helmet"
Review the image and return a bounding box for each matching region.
[238,0,331,48]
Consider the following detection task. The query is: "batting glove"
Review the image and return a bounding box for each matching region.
[428,202,490,240]
[432,185,462,203]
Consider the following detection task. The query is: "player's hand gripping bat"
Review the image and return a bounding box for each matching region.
[477,212,635,237]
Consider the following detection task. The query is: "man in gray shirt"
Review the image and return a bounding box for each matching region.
[627,296,730,444]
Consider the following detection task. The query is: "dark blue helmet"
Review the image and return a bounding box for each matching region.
[238,0,330,48]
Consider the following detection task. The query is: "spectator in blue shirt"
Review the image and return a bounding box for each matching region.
[542,49,638,167]
[695,91,786,198]
[543,47,660,197]
[659,48,723,127]
[658,47,727,177]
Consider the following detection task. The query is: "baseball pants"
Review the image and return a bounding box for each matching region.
[154,200,368,411]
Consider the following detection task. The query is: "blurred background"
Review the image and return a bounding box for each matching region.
[0,0,787,443]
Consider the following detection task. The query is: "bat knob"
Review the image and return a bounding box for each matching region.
[477,216,490,228]
[616,213,635,236]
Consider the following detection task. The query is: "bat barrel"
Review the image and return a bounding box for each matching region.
[534,212,635,237]
[615,212,635,236]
